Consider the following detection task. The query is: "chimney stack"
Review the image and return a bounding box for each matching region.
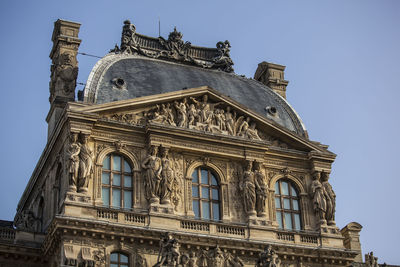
[254,61,289,99]
[46,19,81,138]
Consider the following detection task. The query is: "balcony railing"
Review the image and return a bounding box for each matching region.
[0,227,16,242]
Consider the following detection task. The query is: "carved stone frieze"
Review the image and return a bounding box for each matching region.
[104,94,267,142]
[14,209,38,232]
[255,245,281,267]
[111,20,234,73]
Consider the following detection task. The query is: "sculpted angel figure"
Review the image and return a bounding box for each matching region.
[66,133,81,191]
[310,171,326,223]
[240,160,256,216]
[77,134,93,193]
[160,147,174,204]
[142,145,162,203]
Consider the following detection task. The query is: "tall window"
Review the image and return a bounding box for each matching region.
[192,167,220,221]
[110,252,129,267]
[275,179,301,231]
[102,154,133,209]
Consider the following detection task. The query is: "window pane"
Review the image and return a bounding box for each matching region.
[211,175,218,186]
[124,160,131,173]
[283,198,291,209]
[124,191,132,208]
[275,182,280,194]
[294,214,301,231]
[284,212,293,230]
[192,170,199,183]
[201,187,209,199]
[110,253,118,262]
[275,197,281,208]
[192,186,199,197]
[292,200,299,211]
[113,155,121,171]
[212,203,220,221]
[291,185,297,196]
[110,264,118,267]
[201,169,208,184]
[120,254,129,263]
[102,188,109,206]
[124,176,132,188]
[276,212,283,229]
[112,189,121,207]
[202,201,210,220]
[103,155,110,170]
[102,172,110,184]
[113,174,121,186]
[212,189,219,200]
[281,182,289,195]
[193,200,200,218]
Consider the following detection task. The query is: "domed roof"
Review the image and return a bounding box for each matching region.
[83,53,307,137]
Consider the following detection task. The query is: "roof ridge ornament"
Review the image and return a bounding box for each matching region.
[110,20,234,73]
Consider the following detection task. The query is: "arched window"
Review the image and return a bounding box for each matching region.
[191,167,220,221]
[102,154,133,209]
[110,252,129,267]
[274,179,301,231]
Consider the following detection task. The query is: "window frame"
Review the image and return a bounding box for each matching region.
[110,251,129,267]
[274,179,302,231]
[191,167,221,221]
[101,153,134,209]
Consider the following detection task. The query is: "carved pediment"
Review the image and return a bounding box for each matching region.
[102,94,274,143]
[74,86,329,153]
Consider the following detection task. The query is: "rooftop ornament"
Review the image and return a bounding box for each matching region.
[110,20,234,73]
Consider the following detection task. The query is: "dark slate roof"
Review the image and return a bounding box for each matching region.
[83,54,306,137]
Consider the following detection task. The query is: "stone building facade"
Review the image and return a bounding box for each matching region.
[0,19,391,267]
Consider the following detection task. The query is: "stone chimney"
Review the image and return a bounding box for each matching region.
[254,61,289,99]
[341,222,363,262]
[46,19,81,138]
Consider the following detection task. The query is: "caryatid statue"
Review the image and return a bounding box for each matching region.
[66,133,81,192]
[142,145,162,204]
[77,134,93,193]
[321,171,336,225]
[240,160,256,216]
[160,147,174,204]
[254,161,267,217]
[310,171,327,224]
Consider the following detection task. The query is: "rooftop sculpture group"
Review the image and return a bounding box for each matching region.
[111,20,234,73]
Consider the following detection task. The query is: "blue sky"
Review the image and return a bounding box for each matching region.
[0,0,399,264]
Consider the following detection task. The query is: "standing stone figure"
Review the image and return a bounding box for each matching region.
[66,133,81,192]
[256,245,280,267]
[209,246,225,267]
[240,160,256,216]
[254,161,267,217]
[154,233,180,267]
[174,98,188,127]
[321,171,336,225]
[77,134,93,193]
[310,171,327,224]
[225,106,237,136]
[365,252,378,267]
[160,147,174,204]
[142,145,162,203]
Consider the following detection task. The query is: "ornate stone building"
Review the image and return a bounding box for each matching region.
[0,19,392,267]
